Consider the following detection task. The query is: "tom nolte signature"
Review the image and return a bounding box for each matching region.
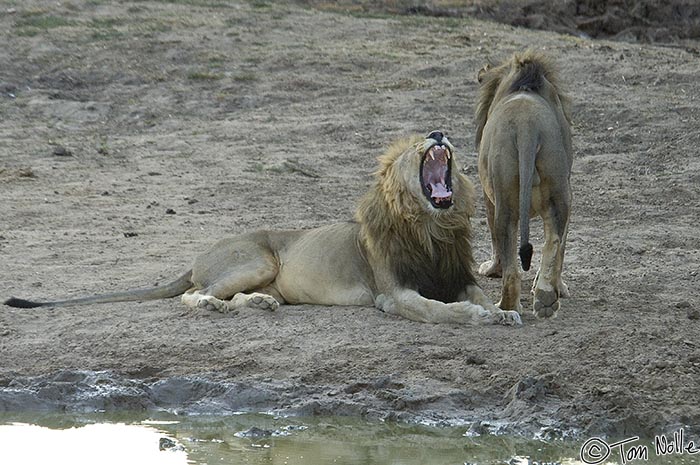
[580,428,699,464]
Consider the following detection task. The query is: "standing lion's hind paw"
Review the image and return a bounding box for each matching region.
[533,288,560,318]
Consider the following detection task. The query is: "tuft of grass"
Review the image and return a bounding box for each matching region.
[15,14,76,29]
[232,72,258,82]
[91,17,126,28]
[140,0,231,7]
[14,13,76,36]
[88,17,126,41]
[90,29,124,41]
[188,71,224,81]
[250,0,271,9]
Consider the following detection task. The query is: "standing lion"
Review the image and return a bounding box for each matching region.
[5,132,521,326]
[474,50,573,317]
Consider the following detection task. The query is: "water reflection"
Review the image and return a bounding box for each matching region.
[5,412,692,465]
[0,422,187,465]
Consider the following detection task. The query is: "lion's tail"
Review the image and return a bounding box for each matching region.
[3,270,193,309]
[518,135,537,272]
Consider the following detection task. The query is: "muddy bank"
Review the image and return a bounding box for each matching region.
[0,369,656,439]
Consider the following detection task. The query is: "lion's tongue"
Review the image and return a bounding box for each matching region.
[429,182,451,201]
[424,156,451,202]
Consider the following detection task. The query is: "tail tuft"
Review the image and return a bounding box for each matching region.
[519,243,533,271]
[3,297,45,308]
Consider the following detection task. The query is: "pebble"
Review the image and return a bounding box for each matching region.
[52,145,72,157]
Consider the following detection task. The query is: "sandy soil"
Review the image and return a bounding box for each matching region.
[1,0,699,439]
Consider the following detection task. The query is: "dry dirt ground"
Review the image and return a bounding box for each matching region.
[1,0,699,439]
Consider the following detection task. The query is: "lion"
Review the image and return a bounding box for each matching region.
[474,50,573,318]
[4,132,521,326]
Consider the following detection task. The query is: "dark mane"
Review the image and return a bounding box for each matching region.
[509,59,546,93]
[474,50,571,148]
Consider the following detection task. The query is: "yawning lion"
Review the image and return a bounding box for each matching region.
[5,132,521,326]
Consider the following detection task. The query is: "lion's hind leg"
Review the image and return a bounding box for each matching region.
[478,193,503,278]
[532,194,570,318]
[492,199,522,312]
[181,290,280,314]
[183,235,283,314]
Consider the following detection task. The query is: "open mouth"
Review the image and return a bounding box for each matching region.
[420,142,453,209]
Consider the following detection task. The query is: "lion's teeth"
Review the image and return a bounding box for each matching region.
[430,151,435,160]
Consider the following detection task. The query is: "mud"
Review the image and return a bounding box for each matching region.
[1,0,699,439]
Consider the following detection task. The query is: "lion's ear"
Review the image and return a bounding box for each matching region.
[476,65,489,84]
[477,64,491,83]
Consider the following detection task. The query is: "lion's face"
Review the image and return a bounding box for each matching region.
[418,131,455,210]
[372,131,466,220]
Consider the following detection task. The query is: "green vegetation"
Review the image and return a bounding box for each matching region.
[188,71,224,81]
[14,13,76,36]
[232,72,258,82]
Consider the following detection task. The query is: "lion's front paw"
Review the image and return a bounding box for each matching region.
[374,294,397,315]
[478,260,502,278]
[496,310,523,326]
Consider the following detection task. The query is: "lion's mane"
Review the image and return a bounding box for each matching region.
[356,136,477,303]
[475,50,572,148]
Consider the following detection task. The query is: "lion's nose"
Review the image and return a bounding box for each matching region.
[427,131,444,143]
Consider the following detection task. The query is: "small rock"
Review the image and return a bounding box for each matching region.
[165,208,176,215]
[465,355,486,365]
[17,167,35,178]
[687,309,699,321]
[52,145,72,157]
[676,301,691,309]
[234,427,274,439]
[123,232,138,238]
[159,437,184,451]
